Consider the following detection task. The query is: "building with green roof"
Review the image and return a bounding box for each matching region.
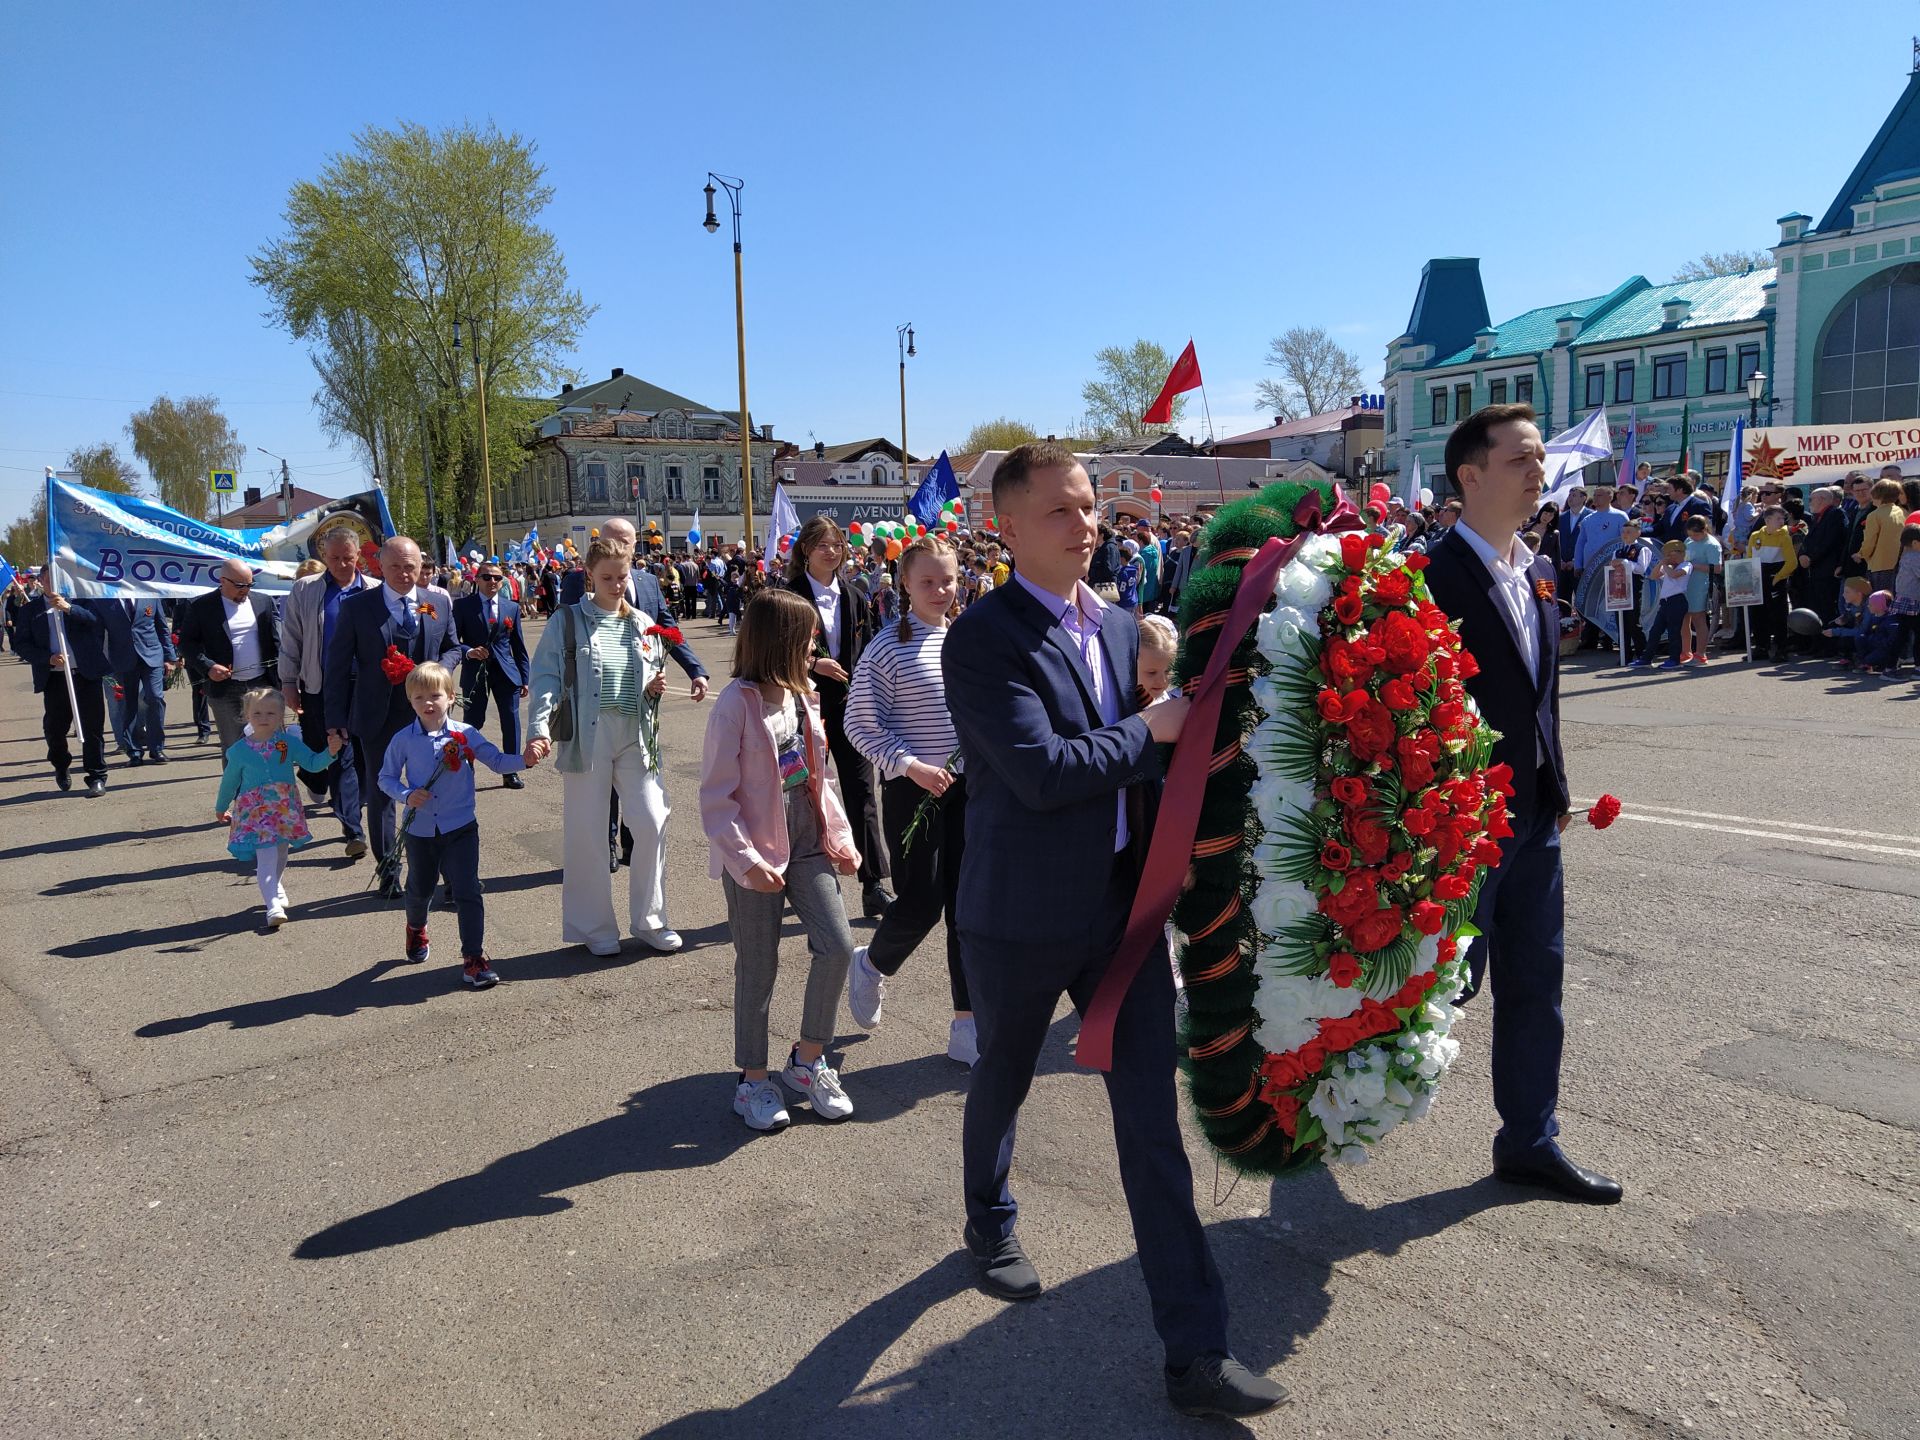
[1388,49,1920,496]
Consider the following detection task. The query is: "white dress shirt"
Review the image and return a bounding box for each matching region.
[1454,519,1541,683]
[223,595,264,680]
[808,573,842,657]
[383,584,423,630]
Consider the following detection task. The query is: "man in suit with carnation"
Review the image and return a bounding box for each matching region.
[1422,403,1622,1205]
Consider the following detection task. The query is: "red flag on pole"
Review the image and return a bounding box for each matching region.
[1141,340,1202,426]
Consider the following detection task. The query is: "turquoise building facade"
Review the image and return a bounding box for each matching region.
[1386,58,1920,495]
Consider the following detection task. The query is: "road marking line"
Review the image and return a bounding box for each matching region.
[1573,799,1916,846]
[1588,812,1920,861]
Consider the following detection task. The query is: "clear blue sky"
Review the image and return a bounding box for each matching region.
[2,0,1912,530]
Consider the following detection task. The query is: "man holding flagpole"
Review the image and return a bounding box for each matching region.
[20,563,113,797]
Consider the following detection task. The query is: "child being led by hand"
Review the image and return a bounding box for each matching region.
[215,687,343,929]
[378,661,532,989]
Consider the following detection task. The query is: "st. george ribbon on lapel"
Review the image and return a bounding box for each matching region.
[1077,487,1365,1072]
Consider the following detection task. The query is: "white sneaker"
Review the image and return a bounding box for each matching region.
[266,905,288,930]
[634,926,683,953]
[847,946,886,1030]
[732,1078,790,1132]
[947,1016,980,1067]
[584,937,622,958]
[780,1051,854,1121]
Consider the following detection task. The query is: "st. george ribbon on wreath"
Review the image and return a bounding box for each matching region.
[1078,479,1511,1176]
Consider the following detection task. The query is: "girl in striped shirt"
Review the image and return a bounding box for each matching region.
[842,534,976,1065]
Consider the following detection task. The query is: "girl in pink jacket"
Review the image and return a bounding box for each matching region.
[700,587,861,1132]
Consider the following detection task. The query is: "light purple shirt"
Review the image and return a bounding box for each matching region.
[1012,569,1128,852]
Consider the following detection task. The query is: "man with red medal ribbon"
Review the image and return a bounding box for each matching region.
[1422,404,1622,1204]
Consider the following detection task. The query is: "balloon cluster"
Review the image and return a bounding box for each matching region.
[848,501,975,560]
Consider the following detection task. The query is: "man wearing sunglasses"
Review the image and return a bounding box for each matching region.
[178,558,280,751]
[452,563,532,788]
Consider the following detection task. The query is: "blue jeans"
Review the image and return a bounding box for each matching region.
[403,820,484,956]
[299,689,361,838]
[1642,593,1688,664]
[113,663,167,755]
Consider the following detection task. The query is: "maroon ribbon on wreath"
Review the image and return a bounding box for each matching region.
[1077,488,1365,1073]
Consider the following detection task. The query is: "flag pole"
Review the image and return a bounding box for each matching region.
[1198,382,1226,504]
[44,469,82,740]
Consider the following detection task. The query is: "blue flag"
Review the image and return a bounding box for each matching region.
[1726,418,1746,517]
[0,557,15,596]
[908,451,959,527]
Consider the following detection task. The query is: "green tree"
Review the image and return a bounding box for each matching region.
[250,121,592,545]
[127,395,243,520]
[1671,249,1772,281]
[958,416,1040,453]
[1081,340,1185,439]
[1254,325,1366,422]
[0,445,140,566]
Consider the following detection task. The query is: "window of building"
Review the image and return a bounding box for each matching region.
[1701,449,1730,485]
[870,464,888,485]
[625,461,646,500]
[1387,395,1397,435]
[616,421,644,438]
[1737,343,1763,390]
[1614,360,1635,404]
[1584,366,1605,408]
[1652,354,1687,400]
[1815,263,1920,423]
[665,464,685,502]
[1489,378,1508,405]
[1430,390,1447,426]
[1454,383,1472,421]
[1117,472,1133,493]
[1515,375,1533,406]
[703,465,724,503]
[582,461,608,504]
[1704,348,1728,393]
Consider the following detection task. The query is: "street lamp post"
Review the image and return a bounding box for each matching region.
[704,174,755,550]
[451,317,497,557]
[1746,368,1778,426]
[896,322,915,508]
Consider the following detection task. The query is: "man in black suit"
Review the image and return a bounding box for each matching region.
[20,578,114,795]
[1423,404,1622,1206]
[941,443,1283,1420]
[782,518,893,917]
[453,561,532,789]
[177,559,279,752]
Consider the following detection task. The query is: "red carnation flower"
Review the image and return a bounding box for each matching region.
[1403,552,1429,571]
[1456,649,1481,679]
[1349,815,1391,865]
[1343,696,1397,761]
[1326,950,1361,988]
[1319,838,1353,872]
[1433,873,1471,901]
[380,645,416,685]
[1430,700,1467,734]
[1587,794,1622,829]
[1379,850,1414,883]
[1470,837,1504,865]
[1330,775,1370,808]
[1373,611,1431,675]
[1373,568,1413,607]
[1402,808,1436,838]
[1436,935,1459,964]
[645,623,685,647]
[1349,907,1405,953]
[1485,763,1516,799]
[1380,677,1419,712]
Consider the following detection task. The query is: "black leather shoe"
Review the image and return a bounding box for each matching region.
[861,883,894,918]
[54,771,72,792]
[503,773,524,790]
[124,753,145,767]
[84,778,107,798]
[1166,1353,1289,1418]
[1493,1146,1623,1204]
[964,1226,1041,1301]
[150,751,169,765]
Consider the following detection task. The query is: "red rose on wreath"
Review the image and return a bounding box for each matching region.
[1403,551,1429,571]
[1410,900,1447,935]
[1332,589,1364,626]
[1433,872,1472,902]
[1319,838,1353,872]
[1456,649,1481,679]
[1349,907,1405,953]
[380,645,416,685]
[1380,850,1414,883]
[1344,696,1396,761]
[1315,688,1347,723]
[1322,637,1374,688]
[1374,610,1431,674]
[1330,775,1370,808]
[1379,677,1419,712]
[1326,950,1362,988]
[1339,533,1372,570]
[1349,814,1391,865]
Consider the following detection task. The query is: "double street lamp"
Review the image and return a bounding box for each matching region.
[704,173,755,550]
[451,316,496,557]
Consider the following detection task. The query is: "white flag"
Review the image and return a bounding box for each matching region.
[1540,407,1613,508]
[1403,454,1424,511]
[763,484,799,575]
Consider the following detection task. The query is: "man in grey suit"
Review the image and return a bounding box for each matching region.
[280,526,375,857]
[102,597,177,763]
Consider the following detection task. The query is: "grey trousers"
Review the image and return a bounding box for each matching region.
[724,854,854,1071]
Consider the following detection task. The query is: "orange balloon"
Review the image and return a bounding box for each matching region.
[885,538,904,560]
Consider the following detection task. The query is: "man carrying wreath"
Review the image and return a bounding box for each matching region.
[1423,404,1622,1204]
[325,535,462,898]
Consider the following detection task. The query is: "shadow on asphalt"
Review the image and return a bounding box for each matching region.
[0,821,207,863]
[290,1017,1079,1262]
[636,1169,1526,1439]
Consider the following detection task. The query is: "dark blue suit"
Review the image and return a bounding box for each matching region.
[323,584,461,868]
[943,579,1228,1367]
[102,599,177,758]
[1422,527,1571,1164]
[23,595,113,784]
[452,591,531,755]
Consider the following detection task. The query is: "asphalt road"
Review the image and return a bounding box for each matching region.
[2,617,1915,1440]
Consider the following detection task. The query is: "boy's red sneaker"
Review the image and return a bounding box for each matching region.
[461,954,499,990]
[404,924,430,965]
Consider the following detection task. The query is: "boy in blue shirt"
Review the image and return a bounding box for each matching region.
[379,661,533,987]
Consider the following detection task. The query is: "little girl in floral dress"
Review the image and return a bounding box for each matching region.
[216,687,339,928]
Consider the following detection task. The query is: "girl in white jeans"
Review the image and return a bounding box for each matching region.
[526,539,678,957]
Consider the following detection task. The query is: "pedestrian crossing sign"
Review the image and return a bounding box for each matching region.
[210,470,237,493]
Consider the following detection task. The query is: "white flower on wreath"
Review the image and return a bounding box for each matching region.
[1248,772,1316,836]
[1249,876,1317,935]
[1250,968,1362,1055]
[1255,604,1320,667]
[1273,552,1335,618]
